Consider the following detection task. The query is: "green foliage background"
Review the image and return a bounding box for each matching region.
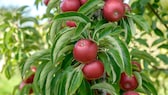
[0,0,168,95]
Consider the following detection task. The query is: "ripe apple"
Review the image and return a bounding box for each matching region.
[66,21,76,27]
[80,0,87,5]
[103,0,125,22]
[25,74,35,84]
[123,91,140,95]
[44,0,50,6]
[60,0,81,12]
[119,72,138,91]
[73,39,98,63]
[131,61,141,72]
[82,60,104,80]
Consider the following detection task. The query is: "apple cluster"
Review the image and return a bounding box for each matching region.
[44,0,131,24]
[73,39,104,80]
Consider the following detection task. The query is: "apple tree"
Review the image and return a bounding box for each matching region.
[0,0,168,95]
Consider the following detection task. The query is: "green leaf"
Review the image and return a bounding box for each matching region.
[56,45,73,63]
[54,12,90,23]
[78,0,104,15]
[108,54,121,83]
[61,53,74,69]
[23,49,50,75]
[131,15,150,32]
[53,72,66,95]
[108,49,124,72]
[77,80,94,95]
[152,38,165,46]
[51,29,74,64]
[98,52,111,78]
[134,72,142,88]
[20,84,32,95]
[4,64,12,79]
[45,66,61,95]
[105,36,132,75]
[158,44,168,49]
[33,62,47,94]
[49,21,63,43]
[121,18,134,44]
[46,0,60,15]
[16,5,29,12]
[131,49,158,64]
[91,82,118,95]
[142,80,157,95]
[68,69,83,95]
[127,17,136,36]
[39,62,53,90]
[73,22,91,40]
[154,28,164,37]
[157,54,168,64]
[20,17,39,25]
[94,23,122,40]
[135,38,149,47]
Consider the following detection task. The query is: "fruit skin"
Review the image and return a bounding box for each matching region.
[123,91,140,95]
[119,72,138,91]
[66,21,76,27]
[103,0,125,22]
[80,0,87,5]
[60,0,81,12]
[73,39,98,64]
[131,61,141,72]
[44,0,50,6]
[82,60,104,80]
[25,74,35,84]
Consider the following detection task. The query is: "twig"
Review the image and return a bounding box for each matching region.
[147,3,168,30]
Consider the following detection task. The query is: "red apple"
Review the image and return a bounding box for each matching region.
[80,0,87,5]
[44,0,50,6]
[25,74,35,84]
[66,21,76,27]
[123,91,140,95]
[103,0,125,22]
[82,60,104,80]
[119,72,138,91]
[73,39,98,64]
[60,0,81,12]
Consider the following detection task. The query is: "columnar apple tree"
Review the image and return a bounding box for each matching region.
[2,0,165,95]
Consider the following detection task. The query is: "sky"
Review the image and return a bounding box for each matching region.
[0,0,46,16]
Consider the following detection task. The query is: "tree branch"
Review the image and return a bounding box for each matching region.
[147,3,168,30]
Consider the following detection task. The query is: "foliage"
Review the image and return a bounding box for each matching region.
[0,0,168,95]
